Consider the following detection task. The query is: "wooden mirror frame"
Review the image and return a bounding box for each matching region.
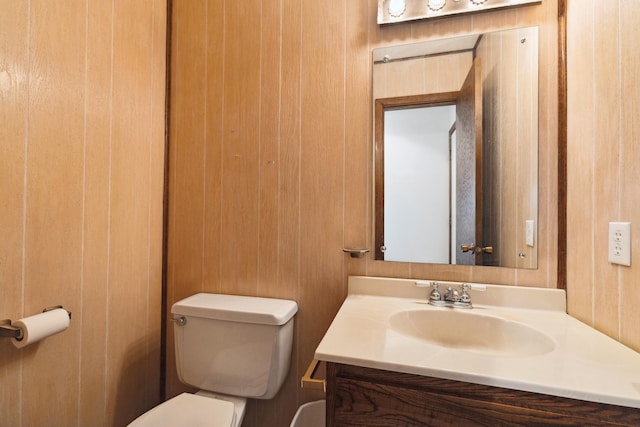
[557,0,567,290]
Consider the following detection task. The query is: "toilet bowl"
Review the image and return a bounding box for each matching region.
[128,293,298,426]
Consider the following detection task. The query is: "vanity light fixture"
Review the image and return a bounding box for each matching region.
[378,0,541,24]
[388,0,407,17]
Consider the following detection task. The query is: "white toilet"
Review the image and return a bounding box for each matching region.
[129,293,298,427]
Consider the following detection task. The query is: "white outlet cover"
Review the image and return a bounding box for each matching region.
[608,222,631,266]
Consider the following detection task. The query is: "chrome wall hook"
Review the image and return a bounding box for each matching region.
[343,248,370,258]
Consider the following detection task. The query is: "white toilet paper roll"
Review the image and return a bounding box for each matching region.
[12,308,70,348]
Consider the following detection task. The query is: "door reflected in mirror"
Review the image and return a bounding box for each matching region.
[373,27,539,269]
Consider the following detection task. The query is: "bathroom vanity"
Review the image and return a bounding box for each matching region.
[326,363,639,426]
[315,277,640,426]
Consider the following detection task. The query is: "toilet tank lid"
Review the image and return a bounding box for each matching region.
[171,293,298,325]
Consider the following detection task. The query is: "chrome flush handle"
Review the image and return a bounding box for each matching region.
[170,316,187,327]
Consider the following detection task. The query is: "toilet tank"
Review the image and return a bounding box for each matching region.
[171,293,298,399]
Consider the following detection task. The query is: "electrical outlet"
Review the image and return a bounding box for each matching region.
[608,222,631,266]
[525,220,535,247]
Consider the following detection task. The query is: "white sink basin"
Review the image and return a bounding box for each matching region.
[315,276,640,408]
[389,308,555,357]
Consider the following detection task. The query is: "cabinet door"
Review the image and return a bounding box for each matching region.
[326,363,640,427]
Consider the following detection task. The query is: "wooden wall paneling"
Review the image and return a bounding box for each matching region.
[252,2,294,426]
[592,0,621,338]
[108,0,161,424]
[219,0,262,297]
[411,13,473,41]
[279,0,303,422]
[168,0,207,302]
[471,5,517,32]
[147,0,167,413]
[566,0,595,324]
[22,1,85,424]
[165,1,568,424]
[78,0,113,423]
[203,0,225,296]
[257,0,284,300]
[165,0,208,398]
[218,1,263,418]
[619,0,640,351]
[0,2,28,426]
[564,0,640,352]
[0,1,165,425]
[299,0,347,404]
[515,0,559,288]
[366,257,413,279]
[278,0,302,300]
[344,0,373,279]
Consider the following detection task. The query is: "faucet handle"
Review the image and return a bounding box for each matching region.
[428,282,441,302]
[459,283,486,306]
[415,281,442,303]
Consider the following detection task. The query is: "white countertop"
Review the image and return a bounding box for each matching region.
[315,276,640,408]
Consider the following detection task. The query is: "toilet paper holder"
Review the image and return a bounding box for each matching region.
[0,319,23,340]
[0,306,71,341]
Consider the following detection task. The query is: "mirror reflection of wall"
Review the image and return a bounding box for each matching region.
[373,26,539,269]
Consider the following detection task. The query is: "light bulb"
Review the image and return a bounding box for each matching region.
[388,0,406,17]
[428,0,446,11]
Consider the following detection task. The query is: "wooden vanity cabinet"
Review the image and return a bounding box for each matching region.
[326,362,640,426]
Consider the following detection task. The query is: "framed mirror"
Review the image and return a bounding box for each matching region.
[373,26,539,269]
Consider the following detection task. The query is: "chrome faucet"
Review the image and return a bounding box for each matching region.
[416,281,486,309]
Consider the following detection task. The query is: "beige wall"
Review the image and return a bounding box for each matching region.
[0,1,167,426]
[168,1,559,426]
[566,0,640,352]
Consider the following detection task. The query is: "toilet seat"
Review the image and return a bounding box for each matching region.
[127,392,235,427]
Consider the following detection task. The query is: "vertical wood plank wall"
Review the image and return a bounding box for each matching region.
[372,52,473,97]
[168,1,559,426]
[0,1,167,426]
[3,1,640,425]
[566,0,640,352]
